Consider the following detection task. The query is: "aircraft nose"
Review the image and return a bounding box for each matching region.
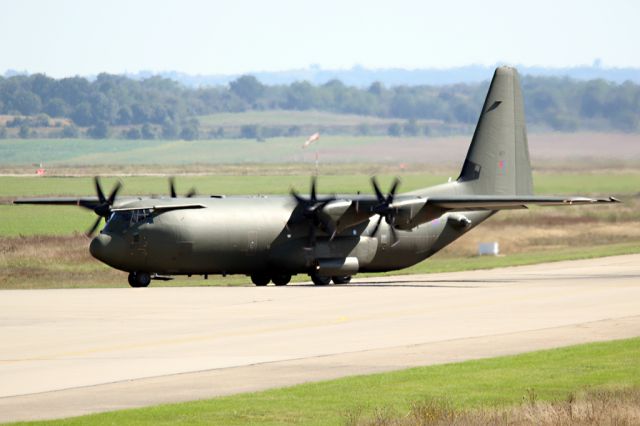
[89,233,112,262]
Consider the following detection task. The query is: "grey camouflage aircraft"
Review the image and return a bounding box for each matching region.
[15,67,618,287]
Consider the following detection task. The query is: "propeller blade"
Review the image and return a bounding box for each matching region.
[169,178,177,198]
[290,189,308,207]
[86,217,102,237]
[310,176,317,201]
[370,215,383,236]
[94,177,106,204]
[371,177,384,202]
[186,188,197,198]
[387,178,401,203]
[107,181,122,206]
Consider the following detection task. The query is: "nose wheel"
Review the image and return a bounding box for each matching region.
[128,272,151,288]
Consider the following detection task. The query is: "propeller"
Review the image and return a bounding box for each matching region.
[290,176,336,249]
[169,177,197,198]
[370,176,401,246]
[86,177,122,237]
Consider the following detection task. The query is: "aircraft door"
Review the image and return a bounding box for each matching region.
[128,230,149,264]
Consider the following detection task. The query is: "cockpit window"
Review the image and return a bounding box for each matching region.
[131,209,152,224]
[104,209,153,232]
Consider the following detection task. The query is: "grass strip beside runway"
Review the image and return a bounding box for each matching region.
[19,337,640,425]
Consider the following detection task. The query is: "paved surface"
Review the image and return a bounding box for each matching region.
[1,254,639,422]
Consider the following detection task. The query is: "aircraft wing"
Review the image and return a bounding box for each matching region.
[382,194,620,231]
[111,203,206,212]
[13,197,102,210]
[425,195,620,211]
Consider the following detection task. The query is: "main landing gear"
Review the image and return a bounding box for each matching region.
[310,274,352,285]
[128,271,151,288]
[250,273,292,286]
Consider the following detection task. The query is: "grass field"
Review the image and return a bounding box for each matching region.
[17,337,640,425]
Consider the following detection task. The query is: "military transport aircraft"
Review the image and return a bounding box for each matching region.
[15,67,618,287]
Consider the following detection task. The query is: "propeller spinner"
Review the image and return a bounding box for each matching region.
[86,177,122,237]
[370,176,401,246]
[290,176,336,248]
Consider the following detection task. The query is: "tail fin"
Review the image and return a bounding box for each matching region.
[458,67,533,195]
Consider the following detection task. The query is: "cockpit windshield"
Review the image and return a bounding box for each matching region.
[104,209,153,232]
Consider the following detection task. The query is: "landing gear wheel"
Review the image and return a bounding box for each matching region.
[311,274,331,286]
[272,273,291,286]
[332,275,352,284]
[251,274,270,286]
[129,271,151,288]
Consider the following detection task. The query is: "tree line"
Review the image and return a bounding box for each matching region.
[0,72,638,139]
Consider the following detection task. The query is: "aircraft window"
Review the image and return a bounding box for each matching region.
[104,211,132,232]
[103,209,152,232]
[130,209,152,224]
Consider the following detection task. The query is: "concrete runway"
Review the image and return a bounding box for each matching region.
[1,254,639,422]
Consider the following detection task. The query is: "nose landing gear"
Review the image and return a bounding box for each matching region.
[128,271,151,288]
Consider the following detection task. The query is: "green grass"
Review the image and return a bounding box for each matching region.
[20,337,640,425]
[0,136,417,165]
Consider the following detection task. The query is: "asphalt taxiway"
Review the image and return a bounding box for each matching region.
[1,254,639,422]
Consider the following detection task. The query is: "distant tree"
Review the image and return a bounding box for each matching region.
[240,124,260,139]
[18,125,30,138]
[44,98,69,117]
[452,101,476,123]
[229,75,265,104]
[368,81,384,96]
[116,106,133,125]
[161,120,179,139]
[387,122,402,136]
[213,127,225,139]
[61,125,79,138]
[610,111,638,132]
[141,123,155,139]
[90,92,117,123]
[71,102,93,126]
[356,123,371,135]
[261,126,283,138]
[131,103,151,124]
[286,125,301,137]
[13,90,42,115]
[0,126,7,139]
[124,127,141,140]
[403,118,420,136]
[88,120,109,139]
[180,118,199,140]
[283,81,316,110]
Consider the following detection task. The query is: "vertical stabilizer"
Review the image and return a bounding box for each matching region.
[458,67,533,195]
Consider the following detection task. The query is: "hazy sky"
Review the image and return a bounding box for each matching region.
[1,0,638,77]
